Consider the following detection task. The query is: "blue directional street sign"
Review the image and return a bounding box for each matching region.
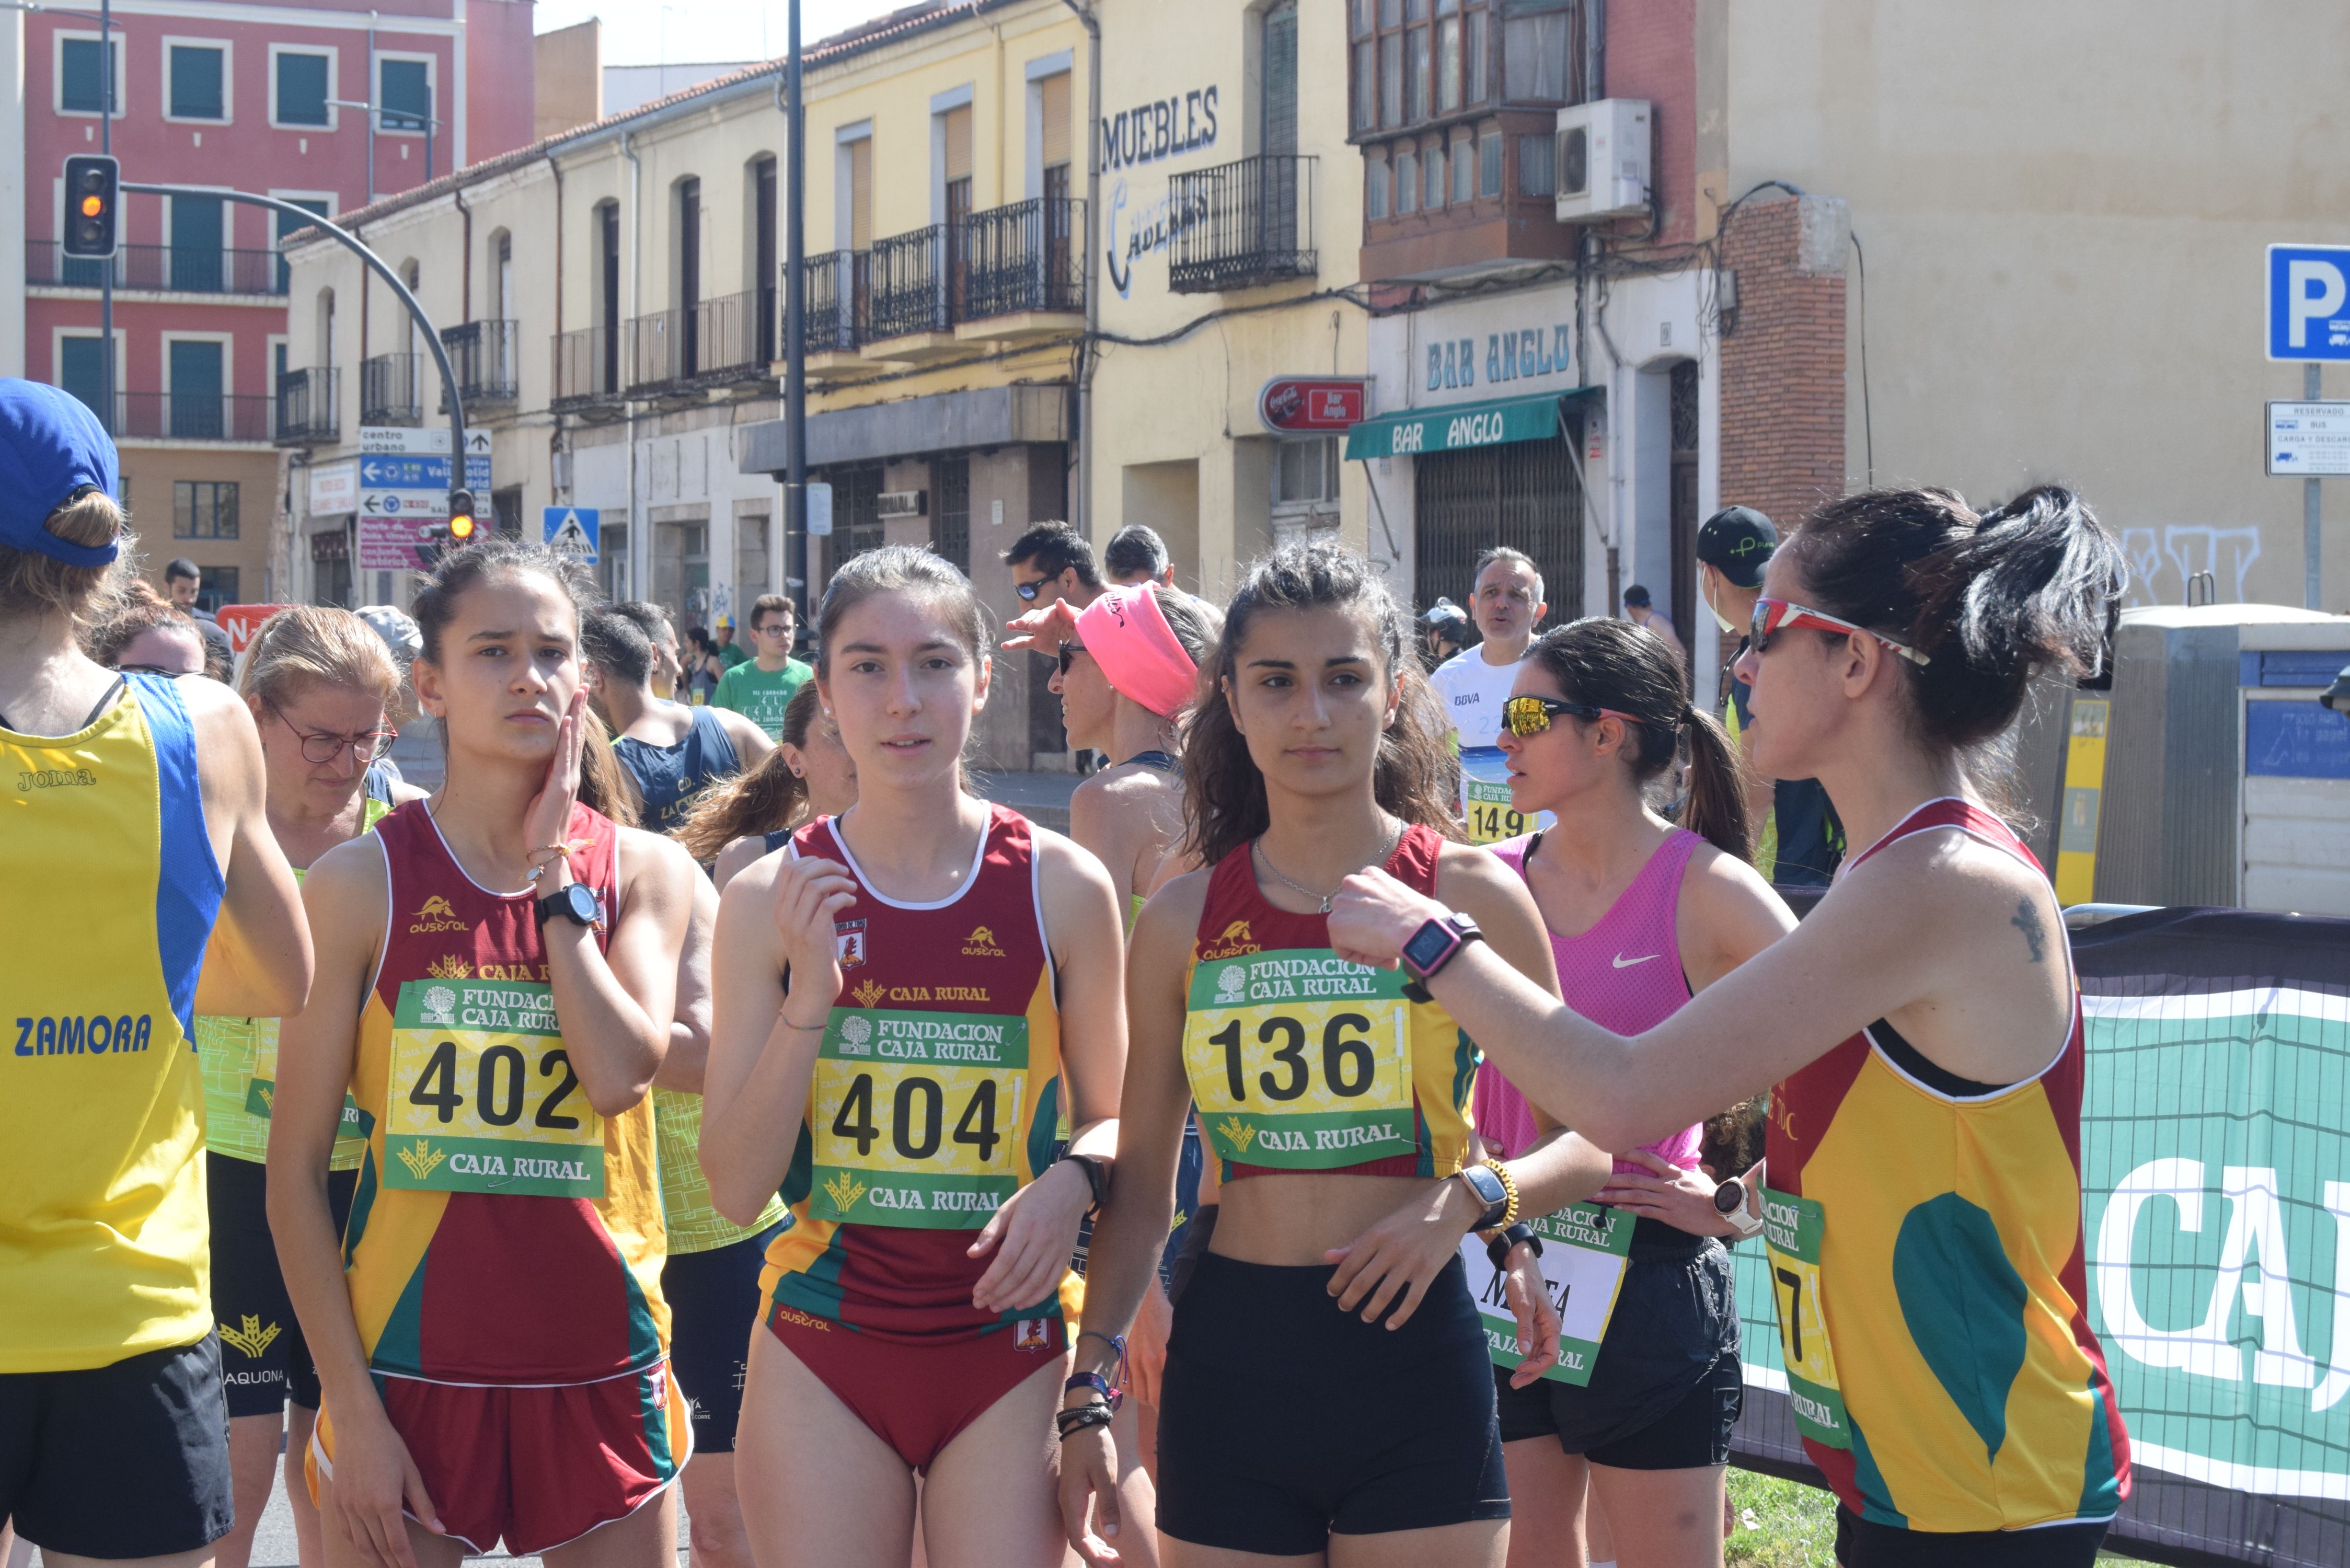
[357,455,491,489]
[2267,244,2350,361]
[544,506,598,562]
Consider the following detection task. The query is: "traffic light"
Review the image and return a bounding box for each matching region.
[448,490,478,543]
[62,156,120,259]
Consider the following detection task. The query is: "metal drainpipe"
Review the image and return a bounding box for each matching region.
[1058,0,1100,538]
[548,150,565,500]
[367,14,379,205]
[624,132,643,600]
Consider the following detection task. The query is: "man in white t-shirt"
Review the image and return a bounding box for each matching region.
[1429,547,1549,843]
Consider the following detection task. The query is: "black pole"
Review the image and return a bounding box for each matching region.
[784,0,807,622]
[123,183,468,476]
[99,0,112,436]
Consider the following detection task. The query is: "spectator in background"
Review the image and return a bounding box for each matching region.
[354,605,423,795]
[584,606,771,836]
[164,556,234,664]
[684,625,724,704]
[1696,505,1844,887]
[711,594,813,741]
[712,613,750,670]
[1418,596,1470,670]
[1002,520,1103,609]
[614,601,688,702]
[1104,523,1177,589]
[1622,583,1686,664]
[89,582,209,677]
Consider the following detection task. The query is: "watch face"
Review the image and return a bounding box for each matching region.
[1402,920,1455,974]
[1713,1178,1745,1214]
[562,883,601,925]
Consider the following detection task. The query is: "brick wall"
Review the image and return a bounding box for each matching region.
[1605,0,1698,246]
[1719,195,1847,529]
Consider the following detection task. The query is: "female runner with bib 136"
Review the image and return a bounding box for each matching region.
[1331,488,2133,1568]
[702,546,1129,1568]
[270,539,699,1568]
[1061,541,1614,1568]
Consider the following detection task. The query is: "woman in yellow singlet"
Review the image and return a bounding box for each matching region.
[198,609,422,1568]
[1332,488,2135,1568]
[1060,540,1614,1568]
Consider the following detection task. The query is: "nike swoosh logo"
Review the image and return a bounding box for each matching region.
[1611,953,1662,969]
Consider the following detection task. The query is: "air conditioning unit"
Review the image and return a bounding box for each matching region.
[1555,99,1651,222]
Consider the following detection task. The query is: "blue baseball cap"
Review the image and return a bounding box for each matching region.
[0,379,120,567]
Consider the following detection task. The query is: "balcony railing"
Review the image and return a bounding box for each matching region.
[962,197,1085,320]
[868,225,949,342]
[1167,154,1316,293]
[626,291,775,393]
[275,368,338,446]
[361,353,423,426]
[551,326,624,406]
[27,239,288,296]
[68,389,274,442]
[441,320,519,406]
[794,250,871,353]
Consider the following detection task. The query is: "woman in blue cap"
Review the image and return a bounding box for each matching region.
[0,378,312,1568]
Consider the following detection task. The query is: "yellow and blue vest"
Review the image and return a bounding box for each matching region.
[2,675,223,1372]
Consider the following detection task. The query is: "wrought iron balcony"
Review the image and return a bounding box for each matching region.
[793,250,871,353]
[868,225,949,342]
[361,353,423,426]
[66,389,274,442]
[1167,154,1317,294]
[551,327,624,407]
[441,320,520,407]
[275,368,338,446]
[27,239,287,296]
[960,197,1085,321]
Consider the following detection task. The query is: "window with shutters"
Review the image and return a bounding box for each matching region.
[1039,71,1073,191]
[932,456,971,575]
[847,135,874,251]
[59,35,120,117]
[273,49,331,129]
[1262,1,1298,156]
[377,56,431,133]
[941,103,973,316]
[1366,155,1389,222]
[168,45,226,122]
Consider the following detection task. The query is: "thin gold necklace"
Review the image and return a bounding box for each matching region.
[1252,820,1404,914]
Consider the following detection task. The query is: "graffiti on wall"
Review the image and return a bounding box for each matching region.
[2119,526,2263,605]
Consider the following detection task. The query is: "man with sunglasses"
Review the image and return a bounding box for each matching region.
[1001,521,1103,610]
[1697,506,1844,887]
[1429,547,1552,843]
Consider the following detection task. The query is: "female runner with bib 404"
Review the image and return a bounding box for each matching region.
[1061,542,1613,1568]
[1331,488,2134,1568]
[270,539,699,1568]
[702,546,1129,1568]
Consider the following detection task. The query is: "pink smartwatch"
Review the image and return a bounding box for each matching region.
[1399,912,1483,1001]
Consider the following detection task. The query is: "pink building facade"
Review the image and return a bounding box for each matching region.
[21,0,534,607]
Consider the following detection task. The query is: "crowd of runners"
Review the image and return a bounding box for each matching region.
[2,373,2135,1568]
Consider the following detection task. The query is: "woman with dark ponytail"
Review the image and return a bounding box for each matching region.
[1471,616,1795,1568]
[1333,486,2133,1567]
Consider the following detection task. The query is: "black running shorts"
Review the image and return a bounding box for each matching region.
[208,1150,358,1416]
[1156,1252,1509,1554]
[1836,1507,2111,1566]
[1,1335,234,1558]
[662,1221,784,1455]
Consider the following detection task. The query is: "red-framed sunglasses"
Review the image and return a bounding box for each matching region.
[1749,597,1930,666]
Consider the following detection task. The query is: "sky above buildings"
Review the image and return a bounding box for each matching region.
[534,0,919,70]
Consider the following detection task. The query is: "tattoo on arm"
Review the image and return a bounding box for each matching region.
[2011,898,2047,963]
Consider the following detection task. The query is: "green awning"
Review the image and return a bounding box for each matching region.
[1342,386,1599,461]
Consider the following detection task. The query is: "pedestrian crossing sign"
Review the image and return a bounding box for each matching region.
[544,506,598,562]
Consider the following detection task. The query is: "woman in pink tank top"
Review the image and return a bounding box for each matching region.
[1478,618,1796,1568]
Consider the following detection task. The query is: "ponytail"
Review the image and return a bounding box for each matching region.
[1785,485,2125,751]
[669,679,824,861]
[1525,618,1754,863]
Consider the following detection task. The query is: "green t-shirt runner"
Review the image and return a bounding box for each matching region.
[716,639,751,670]
[712,655,813,739]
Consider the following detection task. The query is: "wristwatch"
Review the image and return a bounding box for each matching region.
[1400,912,1484,1002]
[535,881,601,930]
[1713,1176,1765,1238]
[1454,1160,1513,1232]
[1485,1219,1541,1270]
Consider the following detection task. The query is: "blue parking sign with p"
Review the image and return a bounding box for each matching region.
[2267,245,2350,360]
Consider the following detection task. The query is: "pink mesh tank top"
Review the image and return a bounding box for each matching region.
[1472,828,1707,1174]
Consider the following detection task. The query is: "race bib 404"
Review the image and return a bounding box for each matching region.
[1761,1188,1852,1449]
[1182,950,1416,1170]
[383,979,604,1198]
[809,1008,1030,1229]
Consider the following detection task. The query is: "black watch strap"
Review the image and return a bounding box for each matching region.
[1487,1220,1540,1270]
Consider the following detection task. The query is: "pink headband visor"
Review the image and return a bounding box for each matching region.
[1074,582,1198,720]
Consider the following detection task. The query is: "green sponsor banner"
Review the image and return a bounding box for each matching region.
[1758,1188,1853,1449]
[821,1006,1029,1069]
[381,1133,606,1198]
[1203,1104,1416,1166]
[808,1166,1020,1228]
[1466,1202,1636,1387]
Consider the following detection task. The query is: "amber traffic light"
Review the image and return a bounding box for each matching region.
[62,156,119,259]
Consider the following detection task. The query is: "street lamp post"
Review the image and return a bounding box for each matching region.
[785,0,807,622]
[328,99,442,192]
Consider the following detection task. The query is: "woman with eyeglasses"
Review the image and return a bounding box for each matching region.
[1473,618,1794,1568]
[192,606,422,1568]
[88,580,210,677]
[1331,487,2133,1568]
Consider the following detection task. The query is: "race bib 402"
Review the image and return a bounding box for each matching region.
[383,979,604,1199]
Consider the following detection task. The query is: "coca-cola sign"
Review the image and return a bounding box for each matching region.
[1258,377,1369,434]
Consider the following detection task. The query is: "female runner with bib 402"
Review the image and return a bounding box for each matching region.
[701,546,1130,1568]
[1060,542,1614,1568]
[1331,488,2134,1568]
[270,539,700,1568]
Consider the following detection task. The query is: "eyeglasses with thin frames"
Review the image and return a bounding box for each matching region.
[266,701,399,765]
